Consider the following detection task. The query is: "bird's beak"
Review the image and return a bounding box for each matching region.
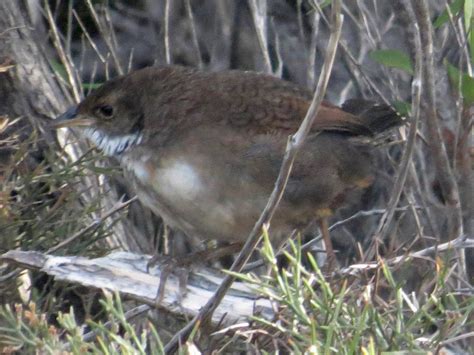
[53,106,96,128]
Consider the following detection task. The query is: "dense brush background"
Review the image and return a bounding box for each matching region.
[0,0,472,353]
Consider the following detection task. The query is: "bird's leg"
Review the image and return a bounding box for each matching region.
[191,242,243,261]
[316,209,337,269]
[151,242,243,304]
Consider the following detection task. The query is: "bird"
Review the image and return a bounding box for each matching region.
[54,65,403,266]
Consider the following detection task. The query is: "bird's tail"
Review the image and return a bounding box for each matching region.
[341,99,405,136]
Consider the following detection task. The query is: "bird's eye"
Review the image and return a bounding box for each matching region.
[96,105,114,119]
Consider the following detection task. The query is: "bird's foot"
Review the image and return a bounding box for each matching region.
[147,242,243,304]
[147,254,193,305]
[321,252,339,273]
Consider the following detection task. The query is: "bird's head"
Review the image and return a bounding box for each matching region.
[54,74,147,156]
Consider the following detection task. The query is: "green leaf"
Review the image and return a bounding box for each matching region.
[465,0,473,31]
[446,62,474,105]
[470,18,474,61]
[465,0,474,60]
[369,49,413,74]
[392,100,411,117]
[433,0,463,28]
[82,82,103,90]
[50,59,68,81]
[319,0,332,8]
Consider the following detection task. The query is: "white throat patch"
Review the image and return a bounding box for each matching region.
[83,127,143,156]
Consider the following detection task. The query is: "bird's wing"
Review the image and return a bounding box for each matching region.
[204,71,376,136]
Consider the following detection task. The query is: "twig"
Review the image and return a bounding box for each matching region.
[307,11,320,89]
[43,0,81,103]
[163,2,344,353]
[81,304,150,344]
[270,19,283,78]
[311,0,391,105]
[73,10,106,63]
[184,0,203,69]
[412,0,463,240]
[445,4,473,76]
[164,0,171,65]
[243,205,422,272]
[84,0,123,75]
[367,0,422,260]
[439,331,474,346]
[47,196,137,254]
[341,236,474,276]
[248,0,273,74]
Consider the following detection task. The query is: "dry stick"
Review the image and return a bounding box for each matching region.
[248,0,273,75]
[445,5,473,77]
[84,0,123,75]
[311,0,391,105]
[73,11,106,64]
[366,0,422,261]
[163,2,344,353]
[308,11,320,90]
[103,7,121,61]
[47,197,137,254]
[43,0,81,103]
[412,0,463,241]
[445,1,474,283]
[270,19,283,78]
[243,205,422,272]
[81,304,150,344]
[413,0,467,284]
[164,0,171,65]
[448,6,473,76]
[459,105,474,283]
[65,0,73,61]
[184,0,203,69]
[342,235,474,276]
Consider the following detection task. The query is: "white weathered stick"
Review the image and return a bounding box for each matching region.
[1,250,273,326]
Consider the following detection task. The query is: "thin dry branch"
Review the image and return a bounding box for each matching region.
[43,0,81,102]
[412,0,463,240]
[184,0,203,69]
[164,0,171,65]
[47,197,137,254]
[307,11,320,89]
[310,0,391,104]
[84,0,123,75]
[341,235,474,276]
[163,1,344,353]
[248,0,273,74]
[73,10,107,64]
[368,0,422,259]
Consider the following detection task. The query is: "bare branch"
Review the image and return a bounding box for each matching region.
[164,0,171,65]
[47,197,137,254]
[84,0,123,75]
[342,236,474,276]
[367,0,422,259]
[43,0,81,103]
[412,0,463,240]
[248,0,273,74]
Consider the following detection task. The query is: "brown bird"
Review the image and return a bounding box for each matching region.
[55,66,403,264]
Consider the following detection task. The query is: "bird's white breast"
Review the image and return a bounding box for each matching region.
[158,161,203,199]
[122,155,203,201]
